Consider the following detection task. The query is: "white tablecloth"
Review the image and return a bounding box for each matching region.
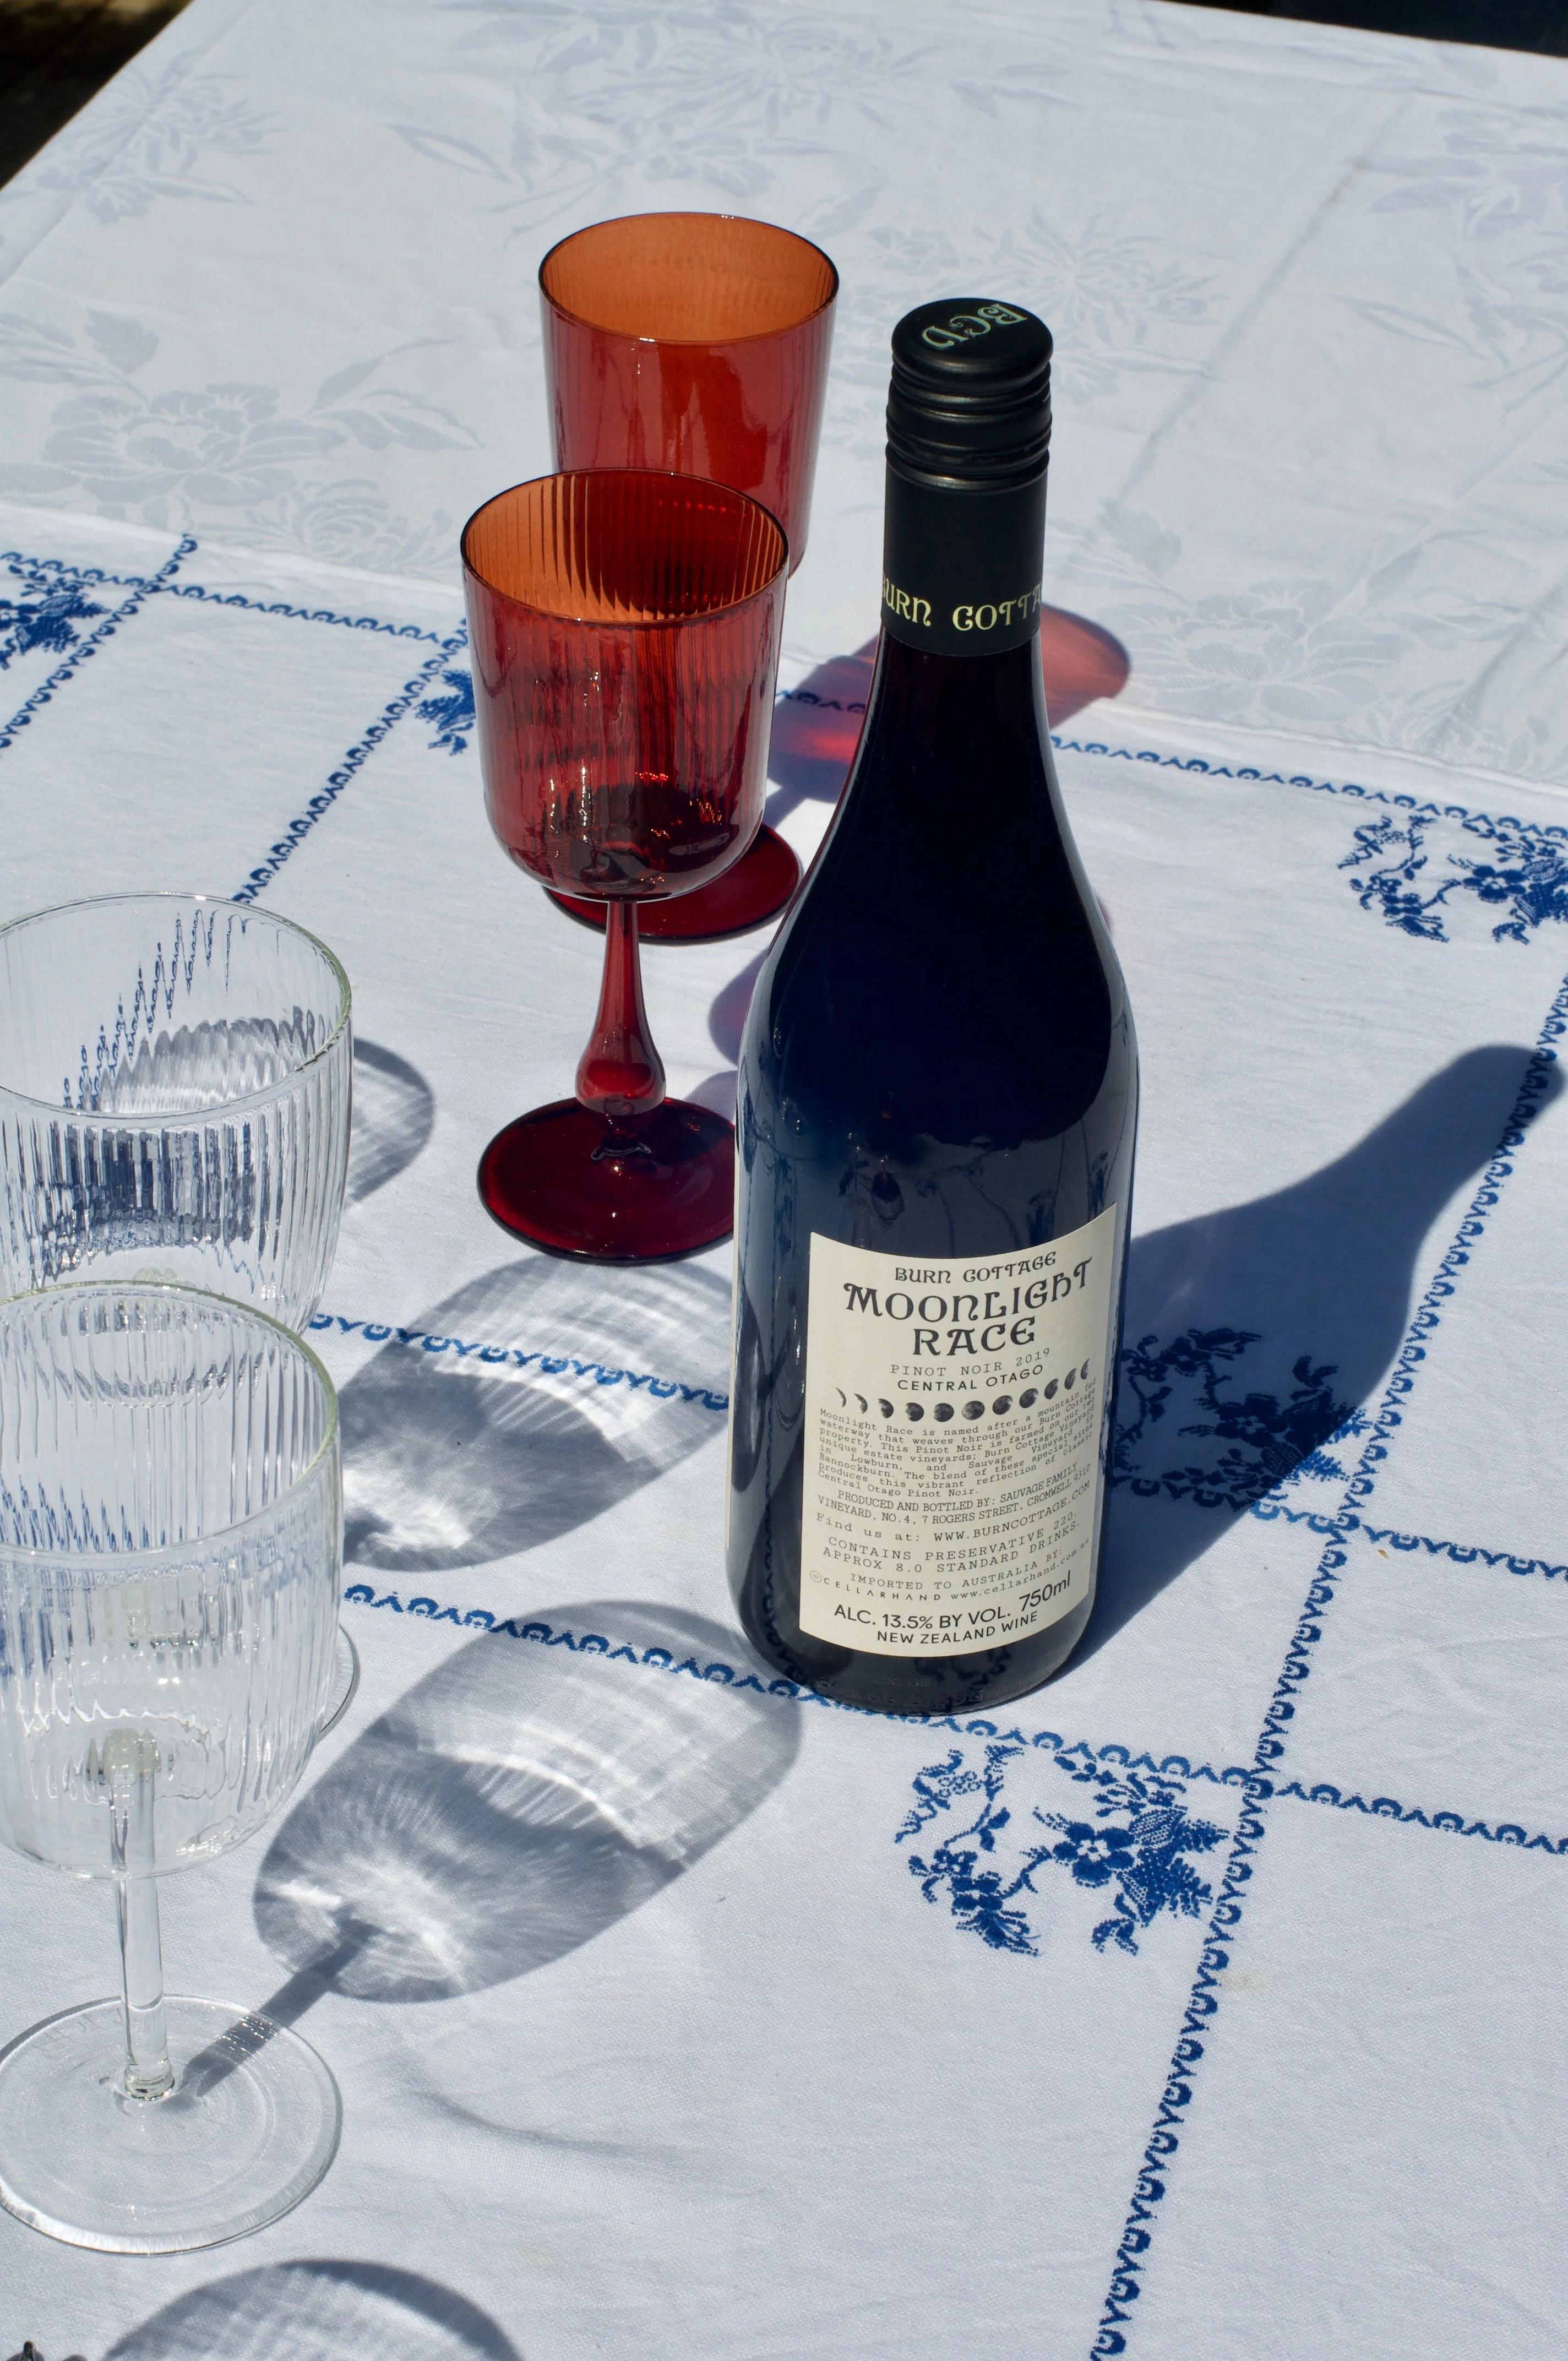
[3,4,1568,2357]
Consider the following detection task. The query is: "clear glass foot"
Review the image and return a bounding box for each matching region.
[318,1625,361,1737]
[0,1996,340,2253]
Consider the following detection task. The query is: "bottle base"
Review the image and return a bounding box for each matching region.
[735,1596,1095,1718]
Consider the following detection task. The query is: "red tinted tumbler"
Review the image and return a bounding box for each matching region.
[540,211,837,940]
[463,470,787,1260]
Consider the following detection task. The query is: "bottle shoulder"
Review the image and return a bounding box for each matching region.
[749,852,1131,1143]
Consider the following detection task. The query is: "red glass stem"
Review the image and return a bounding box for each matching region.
[575,900,666,1119]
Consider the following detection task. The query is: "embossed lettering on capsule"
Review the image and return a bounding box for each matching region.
[920,303,1027,350]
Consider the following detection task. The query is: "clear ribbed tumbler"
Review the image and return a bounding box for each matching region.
[0,893,358,1733]
[0,1283,342,2254]
[0,895,351,1326]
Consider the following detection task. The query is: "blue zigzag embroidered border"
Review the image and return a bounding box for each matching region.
[5,537,1565,851]
[10,537,1568,907]
[154,580,449,644]
[307,1308,728,1411]
[337,1584,1568,1863]
[1090,967,1568,2358]
[312,1313,1568,1560]
[1049,728,1566,841]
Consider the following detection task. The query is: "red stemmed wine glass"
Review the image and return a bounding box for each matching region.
[539,211,837,942]
[462,470,788,1260]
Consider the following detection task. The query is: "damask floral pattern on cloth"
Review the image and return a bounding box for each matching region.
[1,3,1567,2358]
[2,0,1567,780]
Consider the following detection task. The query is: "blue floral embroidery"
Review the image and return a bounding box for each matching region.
[1113,1328,1366,1509]
[0,559,107,672]
[1342,808,1568,944]
[899,1738,1228,1956]
[417,665,473,754]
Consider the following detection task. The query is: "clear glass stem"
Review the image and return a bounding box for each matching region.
[105,1733,174,2102]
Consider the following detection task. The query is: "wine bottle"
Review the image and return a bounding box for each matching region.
[726,297,1137,1715]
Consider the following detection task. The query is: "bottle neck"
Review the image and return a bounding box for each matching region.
[880,462,1048,661]
[830,619,1054,852]
[863,626,1048,737]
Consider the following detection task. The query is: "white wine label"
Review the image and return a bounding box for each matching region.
[799,1207,1118,1657]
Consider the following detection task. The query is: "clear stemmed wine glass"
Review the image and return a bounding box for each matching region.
[462,469,788,1260]
[0,893,359,1731]
[0,1283,342,2254]
[539,210,836,942]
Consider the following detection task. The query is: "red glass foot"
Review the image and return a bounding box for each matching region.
[477,1098,734,1262]
[547,826,801,943]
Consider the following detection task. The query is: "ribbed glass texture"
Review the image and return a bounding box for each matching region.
[464,470,787,899]
[0,896,351,1327]
[0,1285,340,1879]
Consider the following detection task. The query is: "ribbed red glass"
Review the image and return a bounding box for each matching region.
[462,470,787,1261]
[540,211,837,941]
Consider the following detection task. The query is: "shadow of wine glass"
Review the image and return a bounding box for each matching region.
[707,950,769,1070]
[764,606,1130,828]
[348,1040,437,1205]
[251,1604,798,2010]
[104,2260,520,2361]
[339,1257,729,1575]
[1085,1043,1562,1657]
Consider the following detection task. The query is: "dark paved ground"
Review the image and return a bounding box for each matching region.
[0,0,1561,198]
[1189,0,1568,51]
[0,0,194,188]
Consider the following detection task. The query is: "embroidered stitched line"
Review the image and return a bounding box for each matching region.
[309,1311,1560,1543]
[1249,1500,1347,1535]
[311,1305,1567,1555]
[2,547,151,592]
[1093,968,1568,2358]
[1355,1523,1568,1579]
[307,1309,727,1411]
[231,628,467,900]
[0,537,194,757]
[338,1583,1251,1765]
[1257,1502,1568,1567]
[341,1582,1568,1868]
[1051,730,1564,841]
[1267,1776,1568,1854]
[152,579,451,644]
[6,556,1560,849]
[11,551,1560,878]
